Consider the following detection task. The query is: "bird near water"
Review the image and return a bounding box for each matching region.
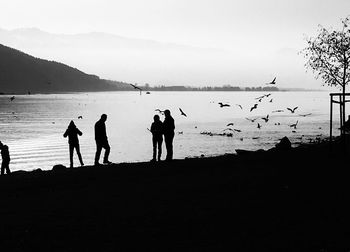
[226,123,234,126]
[10,96,15,101]
[250,104,258,112]
[246,117,258,123]
[130,83,142,95]
[179,108,187,117]
[287,107,298,113]
[261,115,269,123]
[266,77,276,85]
[218,102,230,107]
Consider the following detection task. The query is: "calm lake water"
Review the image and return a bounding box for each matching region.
[0,91,340,171]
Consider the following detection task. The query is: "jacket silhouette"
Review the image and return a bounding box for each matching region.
[150,115,163,161]
[163,110,175,161]
[63,120,84,168]
[0,141,11,175]
[94,114,111,165]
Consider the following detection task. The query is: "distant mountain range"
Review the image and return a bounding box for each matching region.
[0,43,131,93]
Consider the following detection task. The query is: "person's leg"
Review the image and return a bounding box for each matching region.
[69,144,74,168]
[95,143,102,165]
[5,161,10,174]
[1,162,4,175]
[152,137,157,161]
[103,142,111,163]
[76,144,84,166]
[158,138,163,161]
[167,133,174,160]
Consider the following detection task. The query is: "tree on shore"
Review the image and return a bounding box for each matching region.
[302,16,350,136]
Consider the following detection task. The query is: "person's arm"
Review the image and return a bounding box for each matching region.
[63,129,68,138]
[77,128,83,136]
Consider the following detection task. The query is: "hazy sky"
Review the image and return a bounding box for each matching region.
[1,0,350,88]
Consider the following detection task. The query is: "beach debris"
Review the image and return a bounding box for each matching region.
[287,106,298,113]
[179,108,187,117]
[52,164,66,171]
[218,102,230,107]
[146,91,151,94]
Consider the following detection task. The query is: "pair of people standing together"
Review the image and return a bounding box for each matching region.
[63,114,111,168]
[150,109,175,162]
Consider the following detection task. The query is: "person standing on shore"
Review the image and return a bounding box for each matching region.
[150,115,163,162]
[94,114,112,165]
[63,120,84,168]
[0,141,11,175]
[163,110,175,161]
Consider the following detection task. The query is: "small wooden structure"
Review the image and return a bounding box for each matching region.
[329,93,350,141]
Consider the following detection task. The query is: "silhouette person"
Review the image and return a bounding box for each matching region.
[150,115,163,162]
[0,141,11,175]
[94,114,111,165]
[163,109,175,161]
[63,120,84,168]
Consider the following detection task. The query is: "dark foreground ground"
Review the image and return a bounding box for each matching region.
[0,139,350,251]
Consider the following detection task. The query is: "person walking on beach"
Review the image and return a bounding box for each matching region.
[0,141,11,175]
[163,109,175,161]
[150,114,163,162]
[63,120,84,168]
[94,114,112,165]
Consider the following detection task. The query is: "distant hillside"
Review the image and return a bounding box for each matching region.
[0,43,131,93]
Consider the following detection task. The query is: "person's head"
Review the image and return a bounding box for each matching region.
[164,109,171,117]
[68,120,76,128]
[100,114,107,122]
[153,115,160,122]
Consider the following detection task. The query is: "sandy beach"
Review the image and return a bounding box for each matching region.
[0,137,349,251]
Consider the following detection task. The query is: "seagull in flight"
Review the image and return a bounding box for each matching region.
[218,102,230,107]
[246,117,258,123]
[223,128,234,132]
[179,108,187,117]
[257,123,262,129]
[272,110,284,113]
[261,114,269,123]
[226,123,234,126]
[287,106,298,113]
[289,120,298,129]
[299,113,312,117]
[266,77,276,85]
[130,83,142,95]
[233,129,242,132]
[269,99,273,103]
[10,96,15,101]
[250,103,258,112]
[235,104,243,109]
[78,116,83,119]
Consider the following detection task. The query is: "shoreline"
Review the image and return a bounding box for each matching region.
[0,137,349,251]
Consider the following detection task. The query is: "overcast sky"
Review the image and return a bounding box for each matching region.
[1,0,350,88]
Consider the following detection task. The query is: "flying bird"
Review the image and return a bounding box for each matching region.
[233,129,242,132]
[218,102,230,107]
[257,123,262,129]
[272,110,284,113]
[179,108,187,117]
[246,117,258,123]
[227,123,234,126]
[266,77,276,85]
[130,83,142,94]
[269,99,273,103]
[261,115,269,123]
[78,116,83,119]
[223,128,234,132]
[10,96,15,101]
[235,104,243,109]
[289,120,298,129]
[250,104,258,112]
[299,113,312,117]
[287,106,298,113]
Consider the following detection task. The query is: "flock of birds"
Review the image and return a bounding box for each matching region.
[151,77,317,142]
